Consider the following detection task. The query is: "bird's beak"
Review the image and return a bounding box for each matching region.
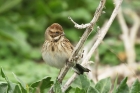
[61,33,65,36]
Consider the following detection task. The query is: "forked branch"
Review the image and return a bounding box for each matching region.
[62,0,123,92]
[49,0,106,92]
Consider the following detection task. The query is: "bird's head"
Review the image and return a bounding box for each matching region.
[45,23,65,42]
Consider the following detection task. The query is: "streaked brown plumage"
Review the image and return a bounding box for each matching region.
[42,23,89,74]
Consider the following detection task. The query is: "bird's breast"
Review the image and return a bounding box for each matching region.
[42,41,71,69]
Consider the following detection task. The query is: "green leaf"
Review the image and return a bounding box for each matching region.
[112,75,118,93]
[0,82,8,93]
[31,76,53,93]
[130,79,140,93]
[95,77,111,93]
[1,68,9,82]
[65,86,76,93]
[53,80,62,93]
[0,0,22,13]
[116,77,129,93]
[1,68,21,93]
[74,87,84,93]
[87,86,99,93]
[13,84,22,93]
[79,75,90,92]
[13,73,27,93]
[0,82,22,93]
[72,75,91,93]
[28,87,36,93]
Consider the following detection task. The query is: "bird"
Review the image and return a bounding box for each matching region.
[41,23,90,74]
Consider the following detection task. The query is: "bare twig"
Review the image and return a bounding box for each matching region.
[68,17,91,29]
[97,63,140,84]
[68,0,107,30]
[58,0,106,83]
[116,1,140,64]
[82,0,123,66]
[62,0,123,92]
[48,0,106,92]
[127,10,140,45]
[94,49,99,82]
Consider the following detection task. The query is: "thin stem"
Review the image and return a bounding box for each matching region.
[62,0,123,92]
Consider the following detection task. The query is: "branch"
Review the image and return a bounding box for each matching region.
[126,9,140,45]
[69,0,107,29]
[94,49,100,82]
[82,0,123,67]
[68,17,90,29]
[58,0,106,82]
[49,0,106,92]
[97,63,140,85]
[116,0,139,64]
[62,0,123,92]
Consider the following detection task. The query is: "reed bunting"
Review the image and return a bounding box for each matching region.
[42,23,89,74]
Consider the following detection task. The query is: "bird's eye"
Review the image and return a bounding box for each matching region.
[56,32,59,34]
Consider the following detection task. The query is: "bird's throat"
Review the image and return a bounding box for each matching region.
[52,36,61,42]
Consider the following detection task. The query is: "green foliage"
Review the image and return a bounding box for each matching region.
[95,77,111,93]
[129,79,140,93]
[0,0,140,93]
[1,68,22,93]
[112,75,118,93]
[53,80,62,93]
[1,68,140,93]
[135,44,140,61]
[98,38,124,65]
[0,82,8,93]
[31,76,53,93]
[0,68,53,93]
[0,0,139,79]
[0,61,59,84]
[0,0,129,65]
[116,77,129,93]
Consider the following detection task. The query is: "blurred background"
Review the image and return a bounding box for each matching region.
[0,0,140,85]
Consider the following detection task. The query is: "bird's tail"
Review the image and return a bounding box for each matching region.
[73,64,90,74]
